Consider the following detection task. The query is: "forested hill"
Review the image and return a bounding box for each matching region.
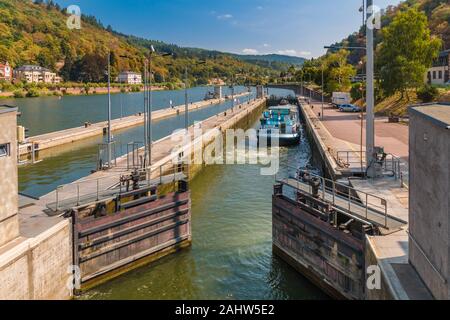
[0,0,285,85]
[328,0,450,66]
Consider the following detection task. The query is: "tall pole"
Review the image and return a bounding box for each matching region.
[107,51,112,166]
[231,80,235,109]
[366,0,375,177]
[321,65,324,120]
[308,74,312,102]
[301,72,304,97]
[184,67,189,131]
[148,54,153,167]
[143,59,148,167]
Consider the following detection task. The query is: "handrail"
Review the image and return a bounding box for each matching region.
[52,162,188,212]
[275,164,389,228]
[336,150,402,180]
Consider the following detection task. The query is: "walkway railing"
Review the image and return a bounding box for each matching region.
[275,165,390,228]
[336,150,402,180]
[49,162,188,213]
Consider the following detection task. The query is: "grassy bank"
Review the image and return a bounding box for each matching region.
[0,82,185,99]
[351,87,450,117]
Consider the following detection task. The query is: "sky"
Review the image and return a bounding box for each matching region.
[54,0,402,58]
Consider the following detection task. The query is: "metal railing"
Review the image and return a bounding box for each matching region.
[336,150,402,180]
[275,165,389,228]
[50,162,188,212]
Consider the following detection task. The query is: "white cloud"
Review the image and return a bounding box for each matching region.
[299,51,312,56]
[263,43,270,48]
[217,14,233,20]
[277,49,298,56]
[277,49,311,57]
[243,48,259,55]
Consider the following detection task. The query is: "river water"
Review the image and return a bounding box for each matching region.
[13,86,327,300]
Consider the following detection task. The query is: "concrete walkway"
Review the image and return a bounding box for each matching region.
[19,92,251,156]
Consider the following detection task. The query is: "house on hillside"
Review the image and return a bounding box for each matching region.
[118,71,142,85]
[14,65,61,84]
[0,62,12,82]
[208,78,225,86]
[426,50,450,85]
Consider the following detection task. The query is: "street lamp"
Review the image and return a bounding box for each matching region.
[144,46,172,168]
[184,61,206,131]
[104,50,113,169]
[324,0,377,178]
[321,63,324,120]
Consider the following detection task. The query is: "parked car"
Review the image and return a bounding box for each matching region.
[338,104,361,112]
[332,92,351,107]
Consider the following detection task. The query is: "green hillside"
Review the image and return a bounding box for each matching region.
[0,0,278,85]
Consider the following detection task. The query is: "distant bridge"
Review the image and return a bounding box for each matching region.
[267,83,330,102]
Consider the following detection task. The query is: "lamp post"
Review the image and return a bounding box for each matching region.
[321,64,325,120]
[106,50,113,167]
[184,66,189,131]
[307,73,312,102]
[143,58,149,167]
[184,61,206,132]
[365,0,376,178]
[144,46,172,168]
[324,0,377,178]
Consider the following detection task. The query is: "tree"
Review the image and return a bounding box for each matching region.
[322,50,356,94]
[377,7,441,98]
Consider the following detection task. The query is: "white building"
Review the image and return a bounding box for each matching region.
[118,71,142,85]
[426,50,450,85]
[14,65,60,84]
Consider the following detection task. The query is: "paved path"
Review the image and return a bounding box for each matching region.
[308,101,409,161]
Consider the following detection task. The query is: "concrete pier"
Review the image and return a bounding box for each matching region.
[18,92,251,157]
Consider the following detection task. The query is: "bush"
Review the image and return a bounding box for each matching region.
[26,88,40,97]
[350,83,365,101]
[13,90,25,98]
[130,85,141,92]
[0,81,13,92]
[417,85,439,103]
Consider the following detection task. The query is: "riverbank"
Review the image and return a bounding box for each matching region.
[0,84,167,99]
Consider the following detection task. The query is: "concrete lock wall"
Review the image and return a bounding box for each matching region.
[409,111,450,300]
[0,220,72,300]
[0,109,19,247]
